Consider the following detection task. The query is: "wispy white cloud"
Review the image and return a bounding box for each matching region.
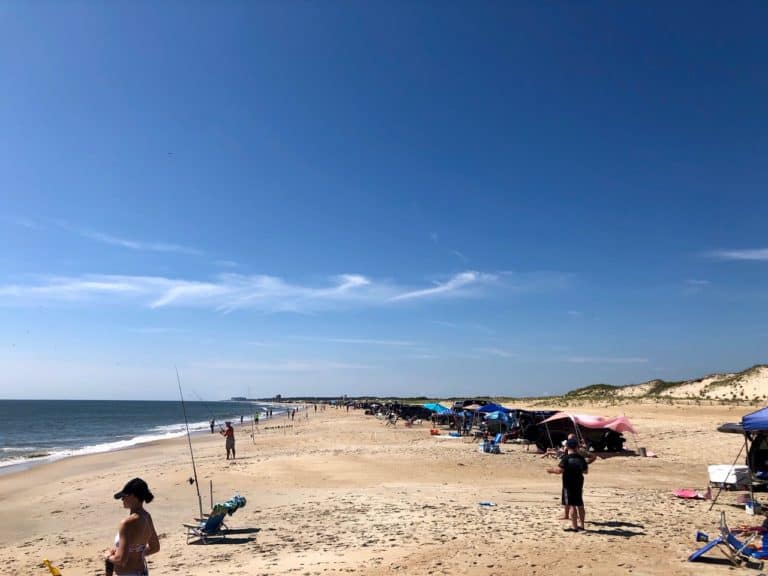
[567,310,583,318]
[215,260,239,268]
[17,218,45,230]
[475,347,517,358]
[451,250,468,264]
[0,270,503,312]
[708,248,768,261]
[80,230,202,255]
[126,327,187,334]
[192,360,370,372]
[431,320,496,335]
[390,271,496,302]
[566,356,648,364]
[298,337,418,346]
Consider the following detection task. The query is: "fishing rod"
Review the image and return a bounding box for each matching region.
[176,366,204,521]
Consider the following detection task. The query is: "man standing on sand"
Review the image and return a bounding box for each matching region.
[558,433,596,522]
[547,437,588,531]
[220,421,235,460]
[210,418,215,434]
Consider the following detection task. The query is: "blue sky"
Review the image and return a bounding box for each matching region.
[1,2,767,400]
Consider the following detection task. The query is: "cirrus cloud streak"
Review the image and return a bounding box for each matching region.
[0,270,513,313]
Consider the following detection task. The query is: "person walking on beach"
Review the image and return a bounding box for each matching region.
[547,437,588,531]
[220,421,235,460]
[210,418,215,434]
[105,478,159,576]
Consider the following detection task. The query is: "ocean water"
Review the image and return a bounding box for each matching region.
[0,399,280,473]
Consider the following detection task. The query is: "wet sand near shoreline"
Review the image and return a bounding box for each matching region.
[0,403,756,575]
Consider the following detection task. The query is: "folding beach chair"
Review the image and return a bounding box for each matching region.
[688,511,768,568]
[184,511,228,544]
[184,494,247,544]
[478,433,504,454]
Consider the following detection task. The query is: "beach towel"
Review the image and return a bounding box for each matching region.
[673,488,711,500]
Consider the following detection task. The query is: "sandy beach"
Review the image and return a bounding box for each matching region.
[0,402,759,576]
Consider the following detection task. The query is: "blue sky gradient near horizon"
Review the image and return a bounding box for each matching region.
[1,2,767,400]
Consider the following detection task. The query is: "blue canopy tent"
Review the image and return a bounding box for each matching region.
[711,407,768,510]
[743,407,768,431]
[484,411,510,422]
[477,403,508,414]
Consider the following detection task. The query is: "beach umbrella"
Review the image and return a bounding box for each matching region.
[423,403,450,414]
[463,403,483,411]
[477,403,507,414]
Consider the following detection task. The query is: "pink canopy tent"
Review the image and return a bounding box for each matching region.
[540,412,638,434]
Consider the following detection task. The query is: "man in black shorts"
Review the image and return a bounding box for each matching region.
[548,437,588,531]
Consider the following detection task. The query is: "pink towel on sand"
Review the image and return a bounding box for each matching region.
[673,488,711,500]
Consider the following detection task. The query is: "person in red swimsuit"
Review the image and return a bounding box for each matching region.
[220,421,235,460]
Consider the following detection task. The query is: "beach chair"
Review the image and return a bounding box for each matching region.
[184,511,228,544]
[479,433,504,454]
[688,511,767,568]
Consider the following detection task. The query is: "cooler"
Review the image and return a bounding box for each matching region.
[708,464,750,487]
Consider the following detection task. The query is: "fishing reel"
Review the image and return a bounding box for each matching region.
[188,477,195,485]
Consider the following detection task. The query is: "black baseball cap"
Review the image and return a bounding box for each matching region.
[114,477,153,502]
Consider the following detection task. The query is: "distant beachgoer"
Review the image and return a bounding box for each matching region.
[455,412,465,436]
[255,412,260,426]
[547,437,589,531]
[220,421,235,460]
[291,409,295,421]
[240,414,244,424]
[105,478,159,576]
[210,418,215,434]
[558,433,597,521]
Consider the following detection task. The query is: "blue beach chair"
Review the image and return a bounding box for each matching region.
[479,433,504,454]
[184,511,228,544]
[688,511,768,568]
[183,494,247,544]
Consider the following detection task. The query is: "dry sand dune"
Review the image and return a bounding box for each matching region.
[0,403,763,575]
[601,365,768,404]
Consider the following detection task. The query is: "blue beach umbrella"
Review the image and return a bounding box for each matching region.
[484,411,510,422]
[423,403,450,414]
[477,403,507,414]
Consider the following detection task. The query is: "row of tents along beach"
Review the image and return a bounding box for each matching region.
[359,399,639,453]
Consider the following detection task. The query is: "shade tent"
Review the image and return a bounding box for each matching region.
[710,406,768,510]
[484,411,510,422]
[742,407,768,431]
[540,412,638,435]
[423,403,451,414]
[477,403,508,414]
